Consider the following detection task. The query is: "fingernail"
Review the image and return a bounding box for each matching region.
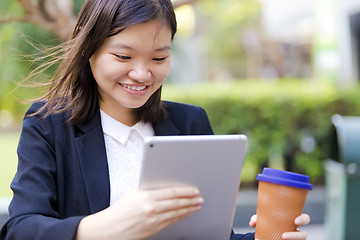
[282,233,289,239]
[193,189,200,195]
[193,205,202,212]
[197,197,204,204]
[294,218,302,225]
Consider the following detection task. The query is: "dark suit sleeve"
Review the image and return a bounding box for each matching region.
[231,231,255,240]
[0,103,83,240]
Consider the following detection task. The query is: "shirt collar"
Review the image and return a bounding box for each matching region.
[100,109,154,144]
[132,121,154,139]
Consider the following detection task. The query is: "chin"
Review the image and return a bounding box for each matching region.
[122,101,147,109]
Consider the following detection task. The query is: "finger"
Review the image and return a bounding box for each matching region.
[294,213,310,226]
[282,231,307,240]
[133,204,202,238]
[249,215,257,228]
[149,187,201,201]
[151,195,204,214]
[153,204,202,231]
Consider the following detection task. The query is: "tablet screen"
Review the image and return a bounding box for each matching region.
[140,134,248,240]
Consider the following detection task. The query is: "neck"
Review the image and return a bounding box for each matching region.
[99,106,136,127]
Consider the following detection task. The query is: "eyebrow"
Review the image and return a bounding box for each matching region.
[154,46,172,52]
[110,43,171,52]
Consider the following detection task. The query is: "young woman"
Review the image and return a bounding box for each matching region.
[0,0,310,239]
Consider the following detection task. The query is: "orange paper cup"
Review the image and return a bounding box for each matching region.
[255,168,313,240]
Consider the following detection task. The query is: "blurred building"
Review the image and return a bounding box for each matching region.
[260,0,360,86]
[337,0,360,86]
[243,0,314,80]
[170,0,360,84]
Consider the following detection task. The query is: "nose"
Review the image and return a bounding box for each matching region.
[128,64,151,82]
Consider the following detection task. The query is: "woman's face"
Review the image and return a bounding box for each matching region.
[89,20,172,125]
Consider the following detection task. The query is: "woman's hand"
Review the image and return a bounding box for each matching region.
[249,214,311,240]
[76,186,204,240]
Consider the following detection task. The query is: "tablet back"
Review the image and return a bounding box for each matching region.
[140,134,248,240]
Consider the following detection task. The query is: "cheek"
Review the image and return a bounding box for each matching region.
[91,60,125,83]
[154,63,171,84]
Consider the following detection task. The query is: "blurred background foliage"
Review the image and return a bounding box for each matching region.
[0,0,85,123]
[196,0,262,78]
[163,81,360,184]
[1,0,359,196]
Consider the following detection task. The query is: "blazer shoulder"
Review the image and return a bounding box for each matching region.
[25,101,46,115]
[163,101,206,114]
[24,101,70,122]
[159,101,214,135]
[21,101,75,144]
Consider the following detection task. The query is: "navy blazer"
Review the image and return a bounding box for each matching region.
[1,101,254,240]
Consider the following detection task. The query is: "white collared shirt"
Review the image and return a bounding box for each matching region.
[100,110,154,205]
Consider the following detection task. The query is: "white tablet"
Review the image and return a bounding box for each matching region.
[139,134,248,240]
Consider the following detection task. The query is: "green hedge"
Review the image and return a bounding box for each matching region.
[162,80,360,184]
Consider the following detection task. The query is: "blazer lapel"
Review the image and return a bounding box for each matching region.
[72,106,181,213]
[74,108,110,213]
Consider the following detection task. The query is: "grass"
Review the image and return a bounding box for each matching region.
[0,131,20,197]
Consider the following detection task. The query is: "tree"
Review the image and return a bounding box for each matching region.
[0,0,200,42]
[0,0,202,119]
[197,0,262,79]
[0,0,77,42]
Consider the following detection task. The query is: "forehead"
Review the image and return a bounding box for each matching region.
[107,20,172,50]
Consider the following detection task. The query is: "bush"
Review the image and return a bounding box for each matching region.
[162,80,360,185]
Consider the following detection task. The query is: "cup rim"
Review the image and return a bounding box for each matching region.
[256,168,313,190]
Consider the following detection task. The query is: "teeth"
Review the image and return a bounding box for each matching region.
[121,84,147,91]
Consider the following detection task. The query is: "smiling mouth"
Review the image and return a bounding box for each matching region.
[120,83,148,91]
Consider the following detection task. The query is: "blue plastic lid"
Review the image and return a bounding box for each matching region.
[256,168,313,190]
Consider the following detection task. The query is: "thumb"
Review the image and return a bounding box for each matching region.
[249,214,257,228]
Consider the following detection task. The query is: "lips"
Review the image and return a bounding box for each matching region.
[119,83,148,91]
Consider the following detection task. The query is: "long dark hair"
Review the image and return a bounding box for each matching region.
[32,0,177,124]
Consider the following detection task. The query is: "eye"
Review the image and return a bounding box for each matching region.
[152,57,167,62]
[115,55,131,61]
